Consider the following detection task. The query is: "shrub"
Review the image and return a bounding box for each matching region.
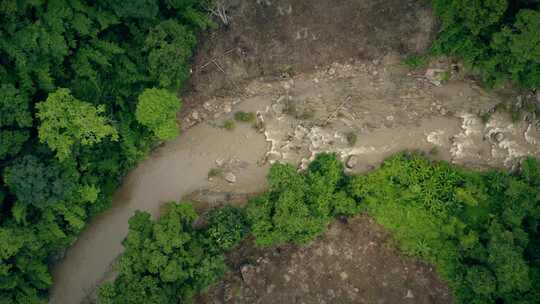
[223,120,236,130]
[404,54,429,69]
[208,168,224,179]
[346,132,358,146]
[205,206,249,251]
[234,111,256,123]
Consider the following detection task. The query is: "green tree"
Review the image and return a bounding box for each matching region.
[0,84,32,129]
[145,20,197,90]
[135,88,182,140]
[99,202,227,304]
[36,88,118,161]
[4,156,77,209]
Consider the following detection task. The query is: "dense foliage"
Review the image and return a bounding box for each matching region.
[99,202,245,304]
[205,205,249,252]
[0,1,210,302]
[246,153,357,247]
[347,153,540,303]
[430,0,540,88]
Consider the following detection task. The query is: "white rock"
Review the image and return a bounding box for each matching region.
[223,103,232,113]
[405,290,414,299]
[346,155,358,169]
[425,68,445,87]
[224,172,236,183]
[191,111,199,120]
[493,132,504,143]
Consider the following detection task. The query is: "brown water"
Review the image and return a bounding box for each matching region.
[49,119,270,304]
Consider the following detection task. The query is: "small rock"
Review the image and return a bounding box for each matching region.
[191,111,199,120]
[203,102,212,111]
[425,68,444,87]
[266,151,282,163]
[266,284,276,294]
[328,68,336,76]
[492,132,504,143]
[439,107,448,116]
[339,272,349,280]
[346,155,358,169]
[240,265,257,287]
[272,103,285,114]
[405,290,414,299]
[224,172,237,183]
[223,103,232,113]
[536,91,540,103]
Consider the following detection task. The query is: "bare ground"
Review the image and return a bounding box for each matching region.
[196,215,452,304]
[181,0,436,113]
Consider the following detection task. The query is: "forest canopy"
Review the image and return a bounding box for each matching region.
[430,0,540,89]
[0,0,211,302]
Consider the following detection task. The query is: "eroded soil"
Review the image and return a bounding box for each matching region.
[182,0,436,110]
[197,216,452,304]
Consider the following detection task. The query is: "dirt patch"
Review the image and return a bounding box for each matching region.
[197,215,452,304]
[182,0,436,111]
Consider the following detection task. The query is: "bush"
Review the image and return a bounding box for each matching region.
[222,120,236,130]
[346,132,357,146]
[234,111,256,123]
[205,206,249,251]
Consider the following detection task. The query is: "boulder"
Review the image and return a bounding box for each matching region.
[346,155,358,169]
[224,172,237,183]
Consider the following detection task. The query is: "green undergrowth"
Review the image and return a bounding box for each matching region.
[101,152,540,304]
